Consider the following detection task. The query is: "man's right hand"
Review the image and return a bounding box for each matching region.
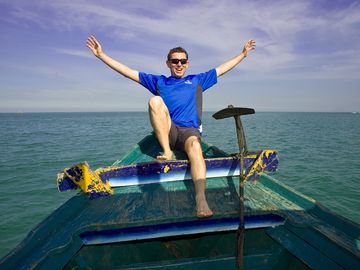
[85,35,140,83]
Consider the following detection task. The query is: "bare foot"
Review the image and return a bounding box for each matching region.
[196,195,213,218]
[156,151,174,161]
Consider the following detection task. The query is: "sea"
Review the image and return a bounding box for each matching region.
[0,111,359,258]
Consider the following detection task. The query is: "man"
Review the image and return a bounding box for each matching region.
[86,36,256,217]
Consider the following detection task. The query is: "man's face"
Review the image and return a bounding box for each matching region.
[166,52,189,78]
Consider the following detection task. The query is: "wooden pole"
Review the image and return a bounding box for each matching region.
[234,112,247,270]
[212,105,255,270]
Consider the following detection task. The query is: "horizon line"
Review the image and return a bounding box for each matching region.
[0,110,358,114]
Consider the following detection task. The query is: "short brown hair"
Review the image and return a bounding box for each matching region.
[167,47,188,61]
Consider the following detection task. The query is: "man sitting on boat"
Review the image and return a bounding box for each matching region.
[86,36,256,218]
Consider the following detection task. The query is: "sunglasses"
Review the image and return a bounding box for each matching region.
[170,58,188,65]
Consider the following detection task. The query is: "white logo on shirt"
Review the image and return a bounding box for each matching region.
[184,80,192,84]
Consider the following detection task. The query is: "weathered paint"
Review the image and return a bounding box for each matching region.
[57,161,112,198]
[57,150,278,196]
[1,133,359,270]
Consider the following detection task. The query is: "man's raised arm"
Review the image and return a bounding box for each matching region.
[216,39,256,77]
[86,36,140,83]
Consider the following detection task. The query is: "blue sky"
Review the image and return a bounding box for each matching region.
[0,0,359,112]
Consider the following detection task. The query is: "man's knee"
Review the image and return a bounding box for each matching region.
[185,137,202,155]
[148,96,165,111]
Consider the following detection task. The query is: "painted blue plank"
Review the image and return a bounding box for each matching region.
[267,226,345,270]
[106,158,244,187]
[58,152,278,192]
[80,214,285,245]
[58,157,246,192]
[103,152,277,187]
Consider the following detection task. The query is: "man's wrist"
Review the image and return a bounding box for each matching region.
[97,51,105,60]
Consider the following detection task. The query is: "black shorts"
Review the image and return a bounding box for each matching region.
[169,123,201,151]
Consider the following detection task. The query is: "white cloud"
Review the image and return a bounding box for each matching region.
[1,0,359,112]
[0,62,65,77]
[54,48,92,59]
[21,0,357,80]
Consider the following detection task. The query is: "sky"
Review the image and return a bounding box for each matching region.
[0,0,359,112]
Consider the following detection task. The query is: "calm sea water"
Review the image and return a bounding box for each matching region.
[0,112,359,257]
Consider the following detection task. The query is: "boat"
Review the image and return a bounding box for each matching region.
[0,107,359,270]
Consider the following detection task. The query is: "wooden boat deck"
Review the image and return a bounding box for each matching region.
[1,134,359,269]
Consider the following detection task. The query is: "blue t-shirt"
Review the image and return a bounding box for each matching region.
[139,69,217,129]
